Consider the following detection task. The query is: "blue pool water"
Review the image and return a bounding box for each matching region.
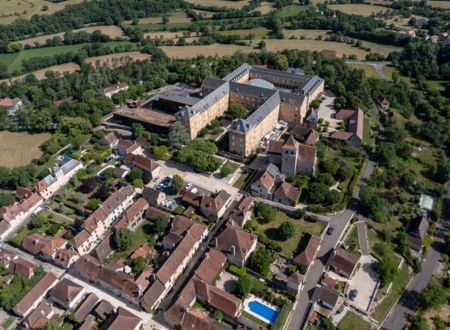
[248,300,279,323]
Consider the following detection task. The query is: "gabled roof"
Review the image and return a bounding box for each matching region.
[329,247,359,275]
[299,144,317,161]
[22,301,52,329]
[287,271,304,285]
[318,285,339,307]
[274,181,300,202]
[216,225,257,260]
[267,140,283,155]
[106,307,142,330]
[53,248,78,269]
[195,249,227,284]
[253,169,275,192]
[282,135,299,149]
[125,154,159,173]
[73,292,99,323]
[294,235,321,267]
[171,215,193,235]
[50,278,83,307]
[200,190,231,216]
[193,279,242,317]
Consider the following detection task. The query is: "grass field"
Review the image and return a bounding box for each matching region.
[185,0,250,8]
[283,29,331,40]
[0,0,83,25]
[252,211,325,257]
[219,27,270,38]
[18,25,127,46]
[86,52,150,68]
[427,0,450,9]
[328,4,388,16]
[128,11,192,25]
[277,4,308,17]
[250,2,275,14]
[0,131,51,168]
[348,63,382,79]
[360,40,401,56]
[160,44,255,58]
[338,311,373,330]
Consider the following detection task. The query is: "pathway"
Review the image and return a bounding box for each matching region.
[357,221,369,256]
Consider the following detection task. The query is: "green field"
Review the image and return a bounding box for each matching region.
[348,63,381,79]
[338,311,373,330]
[219,27,270,38]
[277,4,308,17]
[0,53,18,68]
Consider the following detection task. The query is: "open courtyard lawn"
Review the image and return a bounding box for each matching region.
[222,160,240,175]
[277,4,308,17]
[328,4,388,16]
[338,310,373,330]
[219,27,270,38]
[38,210,73,226]
[348,63,382,79]
[282,29,331,40]
[107,222,154,261]
[252,211,325,257]
[0,0,83,25]
[427,0,450,9]
[9,226,37,247]
[160,44,255,58]
[371,263,412,321]
[185,0,250,9]
[0,131,51,168]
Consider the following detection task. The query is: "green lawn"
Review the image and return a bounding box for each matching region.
[242,311,270,327]
[426,80,448,92]
[363,115,371,146]
[277,4,308,17]
[233,171,251,189]
[9,226,37,247]
[39,210,73,226]
[0,53,17,68]
[139,22,192,32]
[1,316,16,329]
[222,160,240,175]
[348,63,381,79]
[344,225,360,255]
[338,311,372,330]
[371,263,412,321]
[252,211,325,257]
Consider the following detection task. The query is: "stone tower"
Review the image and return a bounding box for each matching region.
[281,135,299,177]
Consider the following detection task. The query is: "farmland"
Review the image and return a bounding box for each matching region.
[160,44,255,58]
[0,131,51,168]
[218,27,270,38]
[0,63,80,85]
[0,0,83,25]
[283,29,332,40]
[328,4,388,16]
[427,1,450,9]
[250,2,275,14]
[185,0,250,8]
[125,11,192,25]
[85,52,151,68]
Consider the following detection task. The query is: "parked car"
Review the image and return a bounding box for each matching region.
[327,227,334,235]
[349,289,358,301]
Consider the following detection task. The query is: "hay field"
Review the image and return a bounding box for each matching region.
[0,131,51,168]
[361,40,401,56]
[18,25,127,46]
[283,29,332,40]
[1,62,80,85]
[427,1,450,9]
[160,44,255,58]
[86,52,150,68]
[328,4,388,16]
[219,27,270,38]
[126,11,192,25]
[348,63,382,79]
[250,2,275,14]
[0,0,83,24]
[185,0,250,8]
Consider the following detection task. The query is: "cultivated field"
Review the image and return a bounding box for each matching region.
[0,0,83,24]
[0,63,80,85]
[193,10,215,18]
[250,2,275,14]
[219,27,270,38]
[18,25,127,46]
[0,131,51,168]
[160,44,255,58]
[185,0,250,8]
[86,52,151,68]
[283,29,332,40]
[328,4,388,16]
[144,31,193,39]
[427,0,450,9]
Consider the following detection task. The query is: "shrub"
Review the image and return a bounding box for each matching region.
[279,221,296,240]
[229,264,246,277]
[220,165,233,177]
[255,203,276,223]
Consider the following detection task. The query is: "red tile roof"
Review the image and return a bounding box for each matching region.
[216,225,256,260]
[294,235,321,267]
[329,247,359,276]
[274,181,300,202]
[195,249,226,284]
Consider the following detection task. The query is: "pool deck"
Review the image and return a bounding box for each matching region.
[243,294,280,324]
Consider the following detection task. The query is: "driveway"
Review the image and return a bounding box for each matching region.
[347,255,379,312]
[357,222,369,256]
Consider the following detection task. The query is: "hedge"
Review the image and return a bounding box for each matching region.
[271,300,293,330]
[228,264,246,277]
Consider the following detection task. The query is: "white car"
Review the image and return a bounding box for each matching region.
[186,183,193,190]
[191,188,198,194]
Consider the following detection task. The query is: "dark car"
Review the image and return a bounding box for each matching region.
[349,289,358,301]
[327,227,334,235]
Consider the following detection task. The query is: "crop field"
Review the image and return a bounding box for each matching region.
[283,29,332,40]
[250,2,275,14]
[427,0,450,9]
[328,4,388,16]
[277,4,308,17]
[1,63,80,85]
[185,0,250,8]
[160,44,255,58]
[0,131,51,168]
[0,0,83,25]
[18,25,127,46]
[144,31,193,39]
[219,27,270,38]
[86,52,151,68]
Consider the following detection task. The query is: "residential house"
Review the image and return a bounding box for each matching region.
[328,247,359,279]
[37,158,83,200]
[293,235,321,272]
[215,223,257,267]
[13,272,58,317]
[53,248,79,269]
[21,234,67,261]
[195,249,227,284]
[50,278,85,310]
[330,108,364,147]
[375,96,390,110]
[115,140,142,157]
[101,83,129,98]
[113,167,128,179]
[100,132,119,149]
[105,307,143,330]
[21,301,54,330]
[250,164,279,200]
[142,186,166,207]
[116,198,149,230]
[291,126,320,146]
[95,300,115,321]
[145,206,170,221]
[228,195,254,228]
[286,272,304,292]
[273,181,301,206]
[92,233,114,262]
[408,215,429,252]
[0,248,36,278]
[124,154,161,180]
[318,285,340,310]
[200,190,232,219]
[73,292,99,323]
[130,242,154,262]
[0,97,23,116]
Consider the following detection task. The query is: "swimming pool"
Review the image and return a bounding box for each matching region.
[420,194,435,210]
[248,300,279,323]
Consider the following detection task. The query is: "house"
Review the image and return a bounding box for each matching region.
[92,233,114,262]
[408,216,429,252]
[293,235,321,272]
[141,223,208,311]
[273,181,300,206]
[118,197,149,230]
[95,300,115,320]
[142,186,166,207]
[0,248,36,278]
[53,248,79,269]
[200,190,232,219]
[73,292,99,323]
[291,126,320,146]
[328,247,359,279]
[215,224,257,267]
[50,278,85,310]
[195,249,227,284]
[101,83,129,98]
[115,140,141,157]
[376,96,390,110]
[145,206,170,221]
[130,242,154,262]
[21,234,67,260]
[105,307,143,330]
[228,195,254,227]
[37,158,83,200]
[113,167,128,179]
[100,132,119,148]
[286,272,304,292]
[21,301,54,329]
[0,97,23,116]
[13,272,58,317]
[330,108,364,147]
[318,285,340,310]
[250,164,279,200]
[124,154,161,180]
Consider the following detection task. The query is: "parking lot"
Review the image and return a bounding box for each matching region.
[317,90,340,131]
[347,255,379,312]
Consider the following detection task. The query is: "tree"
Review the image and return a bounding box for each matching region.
[336,163,353,181]
[434,160,450,183]
[420,281,447,310]
[152,145,168,158]
[359,186,390,222]
[247,248,273,276]
[131,123,146,138]
[153,215,170,234]
[236,274,253,297]
[378,256,397,287]
[132,256,148,274]
[114,228,132,252]
[310,99,320,109]
[258,40,266,49]
[326,190,342,205]
[29,214,49,229]
[220,165,232,177]
[255,203,276,223]
[279,221,296,240]
[308,183,329,204]
[317,173,336,187]
[171,174,184,194]
[320,318,336,330]
[0,192,14,207]
[87,198,101,210]
[132,178,144,188]
[213,310,224,322]
[126,167,143,182]
[168,121,190,149]
[410,312,428,330]
[226,104,248,120]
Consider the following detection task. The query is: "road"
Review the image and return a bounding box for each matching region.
[382,182,450,330]
[345,60,392,80]
[357,221,369,256]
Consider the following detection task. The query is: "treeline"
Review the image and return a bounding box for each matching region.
[0,0,184,42]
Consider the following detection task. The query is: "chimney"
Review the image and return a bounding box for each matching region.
[230,245,236,256]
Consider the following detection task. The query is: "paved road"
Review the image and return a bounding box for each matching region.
[357,221,369,256]
[382,182,450,330]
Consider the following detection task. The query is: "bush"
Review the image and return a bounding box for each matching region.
[220,165,233,177]
[318,173,336,187]
[229,264,246,277]
[279,221,296,240]
[255,203,277,223]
